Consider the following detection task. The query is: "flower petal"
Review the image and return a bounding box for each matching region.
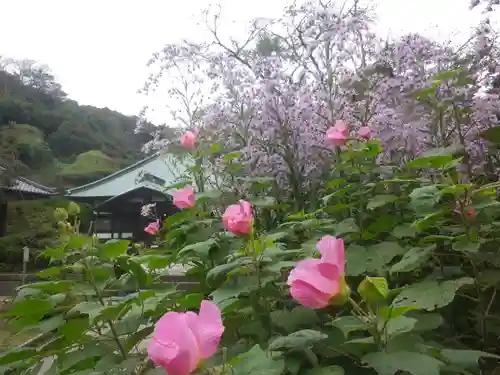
[150,312,200,374]
[188,301,225,358]
[290,280,331,309]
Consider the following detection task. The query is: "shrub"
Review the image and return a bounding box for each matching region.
[2,132,500,375]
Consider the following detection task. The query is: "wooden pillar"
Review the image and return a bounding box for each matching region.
[0,200,7,237]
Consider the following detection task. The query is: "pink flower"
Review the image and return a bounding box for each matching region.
[357,126,371,140]
[180,131,196,150]
[287,235,345,309]
[148,300,224,375]
[222,200,253,235]
[326,120,349,146]
[144,220,160,235]
[173,186,196,209]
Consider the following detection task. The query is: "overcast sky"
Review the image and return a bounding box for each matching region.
[0,0,495,124]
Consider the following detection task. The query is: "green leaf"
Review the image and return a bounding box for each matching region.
[391,225,417,239]
[36,267,62,278]
[383,316,417,338]
[125,326,154,352]
[69,302,104,323]
[179,239,217,258]
[406,155,453,169]
[346,242,405,276]
[4,298,53,317]
[302,366,345,375]
[439,349,500,370]
[210,280,252,310]
[99,239,130,260]
[270,307,319,333]
[21,280,73,293]
[206,258,253,282]
[36,315,65,333]
[232,345,285,375]
[358,277,389,303]
[363,351,444,375]
[59,317,90,341]
[480,126,500,144]
[409,185,441,213]
[268,330,327,351]
[393,277,474,311]
[367,195,399,210]
[378,305,420,320]
[330,316,368,338]
[335,218,359,236]
[0,348,36,366]
[390,246,434,274]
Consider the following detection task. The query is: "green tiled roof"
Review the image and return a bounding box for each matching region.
[66,152,187,198]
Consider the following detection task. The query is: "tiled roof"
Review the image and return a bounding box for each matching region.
[0,166,56,195]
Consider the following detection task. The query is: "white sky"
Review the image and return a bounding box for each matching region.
[0,0,495,125]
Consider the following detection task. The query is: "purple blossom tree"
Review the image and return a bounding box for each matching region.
[138,0,500,202]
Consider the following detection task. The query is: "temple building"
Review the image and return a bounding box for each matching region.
[65,152,185,242]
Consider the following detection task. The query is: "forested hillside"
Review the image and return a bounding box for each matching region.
[0,57,156,187]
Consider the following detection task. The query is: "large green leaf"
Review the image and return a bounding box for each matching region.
[232,345,285,375]
[390,246,434,273]
[99,239,130,260]
[408,185,441,213]
[206,258,253,282]
[268,330,327,351]
[393,277,474,311]
[330,316,368,338]
[0,348,37,366]
[69,301,104,323]
[439,349,500,370]
[59,317,90,341]
[4,297,53,318]
[363,351,444,375]
[335,218,359,236]
[346,242,405,276]
[179,239,218,258]
[270,307,319,333]
[367,195,399,210]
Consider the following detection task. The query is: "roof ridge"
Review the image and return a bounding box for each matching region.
[67,152,161,194]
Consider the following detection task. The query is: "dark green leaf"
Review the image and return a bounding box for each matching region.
[232,344,285,375]
[268,330,327,351]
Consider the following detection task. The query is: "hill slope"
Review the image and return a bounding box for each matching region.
[0,57,155,187]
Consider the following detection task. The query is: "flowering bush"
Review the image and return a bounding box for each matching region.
[3,125,500,375]
[4,3,500,375]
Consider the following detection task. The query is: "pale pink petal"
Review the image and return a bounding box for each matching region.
[148,338,179,368]
[326,128,348,146]
[290,280,331,309]
[188,301,224,358]
[334,120,349,136]
[222,201,253,235]
[239,200,252,216]
[180,131,196,150]
[173,186,196,209]
[287,259,322,284]
[288,264,338,295]
[150,312,200,375]
[316,236,345,273]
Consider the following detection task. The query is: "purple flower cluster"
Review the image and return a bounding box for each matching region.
[138,1,500,193]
